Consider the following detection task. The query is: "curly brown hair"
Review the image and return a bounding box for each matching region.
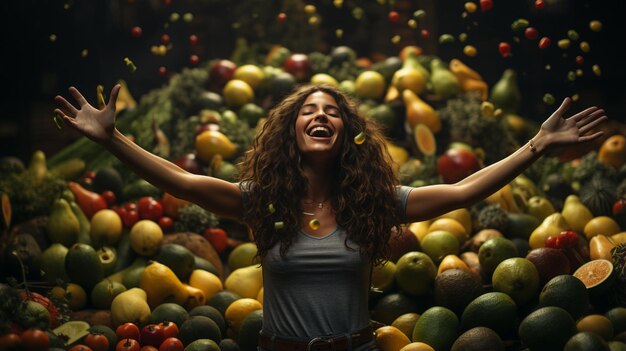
[238,84,402,264]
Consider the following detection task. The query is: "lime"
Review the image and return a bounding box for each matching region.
[539,274,589,319]
[518,306,576,351]
[461,292,518,339]
[478,237,518,279]
[53,321,90,346]
[564,332,611,351]
[420,230,460,264]
[394,251,436,296]
[412,306,459,351]
[492,257,540,306]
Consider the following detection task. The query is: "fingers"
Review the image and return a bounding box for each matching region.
[576,109,605,128]
[554,97,572,116]
[68,86,89,107]
[107,84,121,110]
[570,106,600,122]
[54,108,78,129]
[579,131,604,142]
[54,95,79,116]
[578,114,608,136]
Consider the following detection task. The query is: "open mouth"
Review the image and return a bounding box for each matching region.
[306,125,333,137]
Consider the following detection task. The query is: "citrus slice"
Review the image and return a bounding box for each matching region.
[573,259,616,296]
[414,123,436,156]
[53,320,90,346]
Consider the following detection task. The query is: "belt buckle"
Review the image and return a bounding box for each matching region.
[307,337,336,351]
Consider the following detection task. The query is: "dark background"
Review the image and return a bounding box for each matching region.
[1,0,624,162]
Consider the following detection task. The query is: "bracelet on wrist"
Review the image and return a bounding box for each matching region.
[529,139,537,153]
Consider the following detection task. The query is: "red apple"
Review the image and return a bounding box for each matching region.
[613,198,626,227]
[283,53,312,82]
[388,227,421,262]
[209,59,237,91]
[437,148,481,183]
[173,153,203,174]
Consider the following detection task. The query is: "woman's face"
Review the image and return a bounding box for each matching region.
[295,91,344,159]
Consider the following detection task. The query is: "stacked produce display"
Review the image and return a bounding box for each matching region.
[1,42,625,351]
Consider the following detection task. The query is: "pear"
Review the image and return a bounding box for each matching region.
[224,264,263,299]
[526,196,556,222]
[111,288,151,327]
[430,58,460,99]
[529,213,568,249]
[489,69,521,113]
[46,198,80,247]
[40,243,69,284]
[561,195,594,233]
[402,89,441,132]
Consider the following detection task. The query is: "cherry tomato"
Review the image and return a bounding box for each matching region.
[613,198,626,216]
[0,333,21,351]
[158,337,184,351]
[189,34,198,45]
[575,55,584,65]
[123,209,139,228]
[137,197,164,221]
[158,66,168,76]
[84,333,110,351]
[69,344,94,351]
[203,228,229,253]
[116,323,141,342]
[534,0,545,9]
[124,202,138,211]
[20,329,49,351]
[524,27,538,40]
[420,29,430,39]
[161,34,170,45]
[538,37,551,49]
[498,42,511,57]
[388,11,400,22]
[277,12,287,22]
[480,0,493,11]
[557,231,579,249]
[131,26,142,38]
[158,216,174,233]
[101,191,117,207]
[141,324,166,348]
[545,235,558,248]
[158,321,179,339]
[116,338,141,351]
[190,55,200,66]
[84,171,97,180]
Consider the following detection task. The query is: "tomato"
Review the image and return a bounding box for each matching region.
[140,324,166,347]
[84,333,110,351]
[0,333,21,350]
[158,337,184,351]
[20,329,49,351]
[131,26,142,38]
[116,323,141,342]
[158,216,174,233]
[158,321,179,339]
[124,202,138,211]
[137,197,164,221]
[101,191,117,207]
[69,344,94,351]
[116,338,141,351]
[17,290,60,328]
[203,228,229,253]
[387,11,400,22]
[161,34,170,45]
[189,34,198,45]
[556,230,579,249]
[545,235,558,248]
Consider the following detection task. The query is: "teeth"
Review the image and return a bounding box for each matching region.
[308,126,332,137]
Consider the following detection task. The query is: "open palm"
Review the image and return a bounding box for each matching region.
[54,84,121,144]
[540,97,607,146]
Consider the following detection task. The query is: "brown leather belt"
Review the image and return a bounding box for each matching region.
[258,326,375,351]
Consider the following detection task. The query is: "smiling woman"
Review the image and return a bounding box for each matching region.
[55,80,606,350]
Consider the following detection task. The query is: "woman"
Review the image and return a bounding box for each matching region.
[55,83,607,351]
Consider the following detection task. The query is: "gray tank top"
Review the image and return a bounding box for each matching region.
[254,185,412,340]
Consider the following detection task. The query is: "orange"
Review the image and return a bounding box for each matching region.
[583,216,621,240]
[437,254,472,276]
[375,326,411,351]
[435,208,472,236]
[224,297,263,333]
[572,259,616,296]
[576,314,614,341]
[597,134,626,169]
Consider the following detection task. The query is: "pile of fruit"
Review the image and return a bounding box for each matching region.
[1,44,625,351]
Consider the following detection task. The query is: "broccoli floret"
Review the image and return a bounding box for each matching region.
[218,111,254,160]
[477,204,509,233]
[173,204,218,234]
[0,171,67,225]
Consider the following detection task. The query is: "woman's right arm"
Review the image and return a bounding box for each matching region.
[55,84,243,220]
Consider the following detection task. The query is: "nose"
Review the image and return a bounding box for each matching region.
[314,112,328,122]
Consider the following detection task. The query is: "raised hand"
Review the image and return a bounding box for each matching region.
[54,84,121,144]
[540,97,608,147]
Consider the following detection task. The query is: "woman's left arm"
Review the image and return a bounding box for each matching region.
[404,98,608,222]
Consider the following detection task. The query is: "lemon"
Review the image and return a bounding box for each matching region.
[224,265,263,299]
[223,79,254,107]
[372,260,397,292]
[583,216,621,240]
[310,73,339,86]
[189,269,224,301]
[375,326,411,351]
[129,219,163,256]
[90,209,123,247]
[224,298,262,333]
[233,65,265,90]
[391,313,420,339]
[195,130,238,163]
[355,71,386,99]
